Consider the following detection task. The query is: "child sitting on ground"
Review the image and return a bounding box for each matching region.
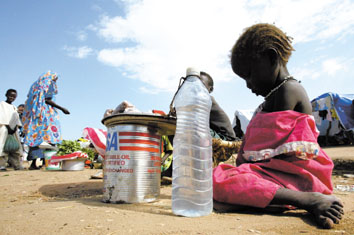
[213,23,343,229]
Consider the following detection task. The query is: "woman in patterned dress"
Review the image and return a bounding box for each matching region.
[22,71,70,169]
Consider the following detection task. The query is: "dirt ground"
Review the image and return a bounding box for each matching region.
[0,146,353,235]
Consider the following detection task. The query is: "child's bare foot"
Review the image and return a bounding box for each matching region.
[272,188,344,229]
[304,192,344,229]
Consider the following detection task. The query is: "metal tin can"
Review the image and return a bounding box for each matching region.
[103,124,161,203]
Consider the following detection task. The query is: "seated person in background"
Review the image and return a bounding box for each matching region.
[213,23,343,229]
[200,71,237,141]
[200,72,242,166]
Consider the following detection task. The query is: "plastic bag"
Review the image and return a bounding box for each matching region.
[4,134,20,153]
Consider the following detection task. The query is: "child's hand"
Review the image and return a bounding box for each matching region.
[6,125,17,135]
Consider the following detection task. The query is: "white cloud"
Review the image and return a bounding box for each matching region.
[139,86,160,94]
[63,46,93,59]
[322,58,346,76]
[98,15,133,43]
[87,24,98,32]
[292,56,349,80]
[292,67,321,81]
[92,0,354,92]
[77,31,87,41]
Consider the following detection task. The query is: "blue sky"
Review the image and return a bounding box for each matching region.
[1,0,354,141]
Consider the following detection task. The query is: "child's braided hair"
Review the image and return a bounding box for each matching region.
[231,23,294,73]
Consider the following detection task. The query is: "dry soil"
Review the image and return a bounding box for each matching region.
[0,146,353,235]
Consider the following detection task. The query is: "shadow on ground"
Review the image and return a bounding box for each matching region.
[39,181,175,216]
[39,181,103,199]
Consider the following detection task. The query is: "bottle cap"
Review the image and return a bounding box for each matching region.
[186,67,200,77]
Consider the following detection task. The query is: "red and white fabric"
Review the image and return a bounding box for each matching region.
[50,151,88,163]
[82,127,107,158]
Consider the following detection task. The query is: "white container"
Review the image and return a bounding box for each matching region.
[62,159,85,171]
[172,67,213,217]
[44,150,61,170]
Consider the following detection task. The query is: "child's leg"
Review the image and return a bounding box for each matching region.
[271,188,344,229]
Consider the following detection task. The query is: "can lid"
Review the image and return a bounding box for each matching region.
[186,67,200,77]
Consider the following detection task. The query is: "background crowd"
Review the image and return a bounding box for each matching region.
[0,71,70,171]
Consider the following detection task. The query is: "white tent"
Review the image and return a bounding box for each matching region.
[232,109,254,136]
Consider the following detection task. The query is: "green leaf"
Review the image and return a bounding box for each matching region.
[57,140,96,161]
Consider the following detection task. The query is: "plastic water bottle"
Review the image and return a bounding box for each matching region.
[172,67,213,217]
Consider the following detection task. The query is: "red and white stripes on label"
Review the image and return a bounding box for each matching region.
[118,131,160,153]
[106,129,161,153]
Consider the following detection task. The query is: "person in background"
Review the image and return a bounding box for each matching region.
[17,104,25,120]
[199,71,236,141]
[0,89,23,170]
[16,104,28,165]
[199,71,242,166]
[22,71,70,170]
[7,103,26,168]
[17,104,25,136]
[213,23,343,229]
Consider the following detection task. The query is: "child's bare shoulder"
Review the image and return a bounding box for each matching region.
[283,79,307,96]
[281,79,312,114]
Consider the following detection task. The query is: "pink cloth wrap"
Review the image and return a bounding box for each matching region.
[213,111,333,208]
